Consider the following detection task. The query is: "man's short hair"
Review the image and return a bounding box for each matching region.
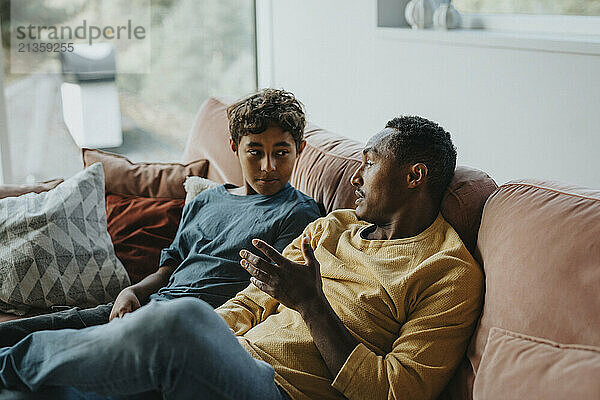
[227,89,306,151]
[385,116,457,203]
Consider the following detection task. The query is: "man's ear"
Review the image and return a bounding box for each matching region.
[229,138,238,154]
[296,140,306,156]
[407,163,428,189]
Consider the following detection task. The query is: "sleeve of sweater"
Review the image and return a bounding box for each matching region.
[214,217,321,335]
[331,258,484,400]
[214,283,280,335]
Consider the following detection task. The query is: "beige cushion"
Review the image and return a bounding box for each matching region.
[470,180,600,376]
[182,96,240,184]
[473,327,600,400]
[290,123,363,212]
[441,167,497,255]
[0,179,64,199]
[82,148,209,199]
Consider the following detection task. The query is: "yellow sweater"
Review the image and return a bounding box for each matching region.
[216,210,483,400]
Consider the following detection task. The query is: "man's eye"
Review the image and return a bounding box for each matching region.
[275,150,290,156]
[248,150,261,156]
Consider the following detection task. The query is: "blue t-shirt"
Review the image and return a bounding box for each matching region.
[150,183,320,307]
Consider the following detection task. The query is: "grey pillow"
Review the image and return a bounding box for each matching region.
[0,163,131,315]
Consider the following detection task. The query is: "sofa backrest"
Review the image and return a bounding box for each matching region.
[464,180,600,396]
[183,96,497,255]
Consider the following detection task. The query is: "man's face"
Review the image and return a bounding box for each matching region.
[351,129,409,224]
[231,126,304,195]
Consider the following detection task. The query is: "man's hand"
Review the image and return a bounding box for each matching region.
[109,287,141,321]
[240,237,324,314]
[241,236,359,376]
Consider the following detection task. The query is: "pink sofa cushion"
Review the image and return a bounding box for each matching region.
[182,96,240,185]
[83,148,209,199]
[182,96,497,253]
[0,179,64,199]
[470,180,600,376]
[289,123,363,212]
[473,327,600,400]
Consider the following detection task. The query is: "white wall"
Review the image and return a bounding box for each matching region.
[257,0,600,188]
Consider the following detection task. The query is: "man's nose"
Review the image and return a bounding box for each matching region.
[350,166,363,186]
[261,155,275,172]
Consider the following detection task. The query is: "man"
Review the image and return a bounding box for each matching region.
[0,88,320,347]
[0,116,483,400]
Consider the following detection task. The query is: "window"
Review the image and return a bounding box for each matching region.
[1,0,257,184]
[453,1,600,35]
[453,0,600,17]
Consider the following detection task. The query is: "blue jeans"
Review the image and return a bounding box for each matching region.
[0,298,289,400]
[0,303,113,348]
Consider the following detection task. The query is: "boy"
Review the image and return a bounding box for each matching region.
[0,89,320,346]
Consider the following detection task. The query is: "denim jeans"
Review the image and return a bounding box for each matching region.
[0,298,289,400]
[0,303,113,347]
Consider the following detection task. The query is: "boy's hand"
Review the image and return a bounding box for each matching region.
[239,237,325,315]
[109,288,141,321]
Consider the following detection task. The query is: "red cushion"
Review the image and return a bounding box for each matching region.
[106,193,184,284]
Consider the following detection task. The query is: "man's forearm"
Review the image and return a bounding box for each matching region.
[300,296,359,377]
[128,264,176,303]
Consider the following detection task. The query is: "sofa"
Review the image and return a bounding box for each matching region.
[182,97,600,399]
[1,96,598,399]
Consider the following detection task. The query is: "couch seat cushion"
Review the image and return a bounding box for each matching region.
[473,327,600,400]
[0,179,64,199]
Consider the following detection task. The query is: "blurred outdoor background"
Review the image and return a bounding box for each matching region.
[454,0,600,15]
[0,0,256,183]
[0,0,598,184]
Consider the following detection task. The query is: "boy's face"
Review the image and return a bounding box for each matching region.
[230,126,305,195]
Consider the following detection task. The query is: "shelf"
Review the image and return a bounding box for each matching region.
[376,27,600,56]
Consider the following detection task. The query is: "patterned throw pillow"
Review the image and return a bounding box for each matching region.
[0,163,131,315]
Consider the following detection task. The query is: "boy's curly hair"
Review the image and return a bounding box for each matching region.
[227,89,306,150]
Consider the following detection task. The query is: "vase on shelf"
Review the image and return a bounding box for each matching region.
[433,0,462,29]
[405,0,436,29]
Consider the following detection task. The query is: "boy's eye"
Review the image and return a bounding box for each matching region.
[248,149,261,156]
[275,150,290,156]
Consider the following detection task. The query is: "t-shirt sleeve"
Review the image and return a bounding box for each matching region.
[331,261,484,400]
[159,200,197,267]
[272,200,321,253]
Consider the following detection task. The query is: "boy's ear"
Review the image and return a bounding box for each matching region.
[229,138,238,154]
[297,140,306,156]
